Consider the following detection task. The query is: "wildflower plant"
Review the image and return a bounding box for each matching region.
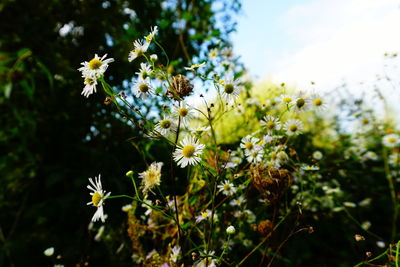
[76,26,400,266]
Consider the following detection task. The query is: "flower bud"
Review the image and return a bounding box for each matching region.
[226,225,235,235]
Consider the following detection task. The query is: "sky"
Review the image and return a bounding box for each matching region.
[231,0,400,94]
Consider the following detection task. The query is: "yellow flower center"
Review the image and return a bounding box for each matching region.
[362,118,369,125]
[178,107,188,117]
[266,121,275,129]
[271,152,277,160]
[139,83,149,92]
[314,99,322,106]
[160,120,171,129]
[134,48,143,57]
[283,97,292,103]
[224,84,234,94]
[85,77,95,85]
[92,192,102,207]
[89,58,102,70]
[245,142,253,150]
[182,145,195,158]
[289,125,298,132]
[296,98,305,108]
[388,137,397,143]
[223,184,231,191]
[201,212,209,218]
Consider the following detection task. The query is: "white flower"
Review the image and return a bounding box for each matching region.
[191,126,211,138]
[78,54,114,79]
[217,180,237,196]
[240,135,260,153]
[172,101,194,125]
[284,119,304,136]
[220,78,242,103]
[311,94,326,110]
[224,156,242,169]
[196,209,211,223]
[301,164,319,171]
[363,151,378,161]
[294,92,310,112]
[122,204,133,212]
[245,147,264,163]
[142,199,153,216]
[184,62,206,71]
[230,195,246,206]
[170,245,181,262]
[208,48,218,59]
[279,94,295,105]
[389,153,400,166]
[145,26,158,43]
[128,40,150,62]
[343,201,356,208]
[173,136,205,168]
[383,133,400,148]
[260,115,281,134]
[87,174,111,223]
[376,241,386,248]
[135,63,153,79]
[226,225,236,235]
[43,247,54,257]
[155,115,176,136]
[195,251,217,267]
[133,78,154,100]
[139,162,163,196]
[81,76,98,98]
[313,151,323,160]
[150,54,158,62]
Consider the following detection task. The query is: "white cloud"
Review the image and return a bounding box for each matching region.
[268,0,400,91]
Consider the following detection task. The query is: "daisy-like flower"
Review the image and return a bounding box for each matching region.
[173,136,205,168]
[260,115,281,134]
[284,119,304,136]
[135,63,153,80]
[217,180,237,196]
[294,92,310,113]
[172,101,194,125]
[220,78,242,103]
[81,76,98,98]
[195,250,217,267]
[170,245,181,263]
[78,54,114,79]
[155,115,176,136]
[240,135,260,153]
[245,148,264,163]
[313,150,323,160]
[86,174,111,223]
[145,26,158,44]
[230,195,246,206]
[133,78,154,100]
[389,153,400,166]
[150,54,158,62]
[196,209,211,223]
[383,133,400,148]
[128,40,150,62]
[363,151,378,161]
[279,94,295,105]
[301,164,320,171]
[139,162,163,196]
[208,48,218,60]
[191,125,211,138]
[184,62,206,71]
[311,94,326,110]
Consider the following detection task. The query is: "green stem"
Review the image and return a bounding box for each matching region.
[396,240,400,267]
[353,248,388,267]
[383,146,398,243]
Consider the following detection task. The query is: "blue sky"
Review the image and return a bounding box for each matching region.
[231,0,400,94]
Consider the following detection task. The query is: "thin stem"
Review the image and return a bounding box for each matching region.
[383,146,398,243]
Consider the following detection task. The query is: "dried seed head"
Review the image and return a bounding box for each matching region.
[257,220,274,236]
[354,234,365,242]
[167,75,194,100]
[250,165,293,204]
